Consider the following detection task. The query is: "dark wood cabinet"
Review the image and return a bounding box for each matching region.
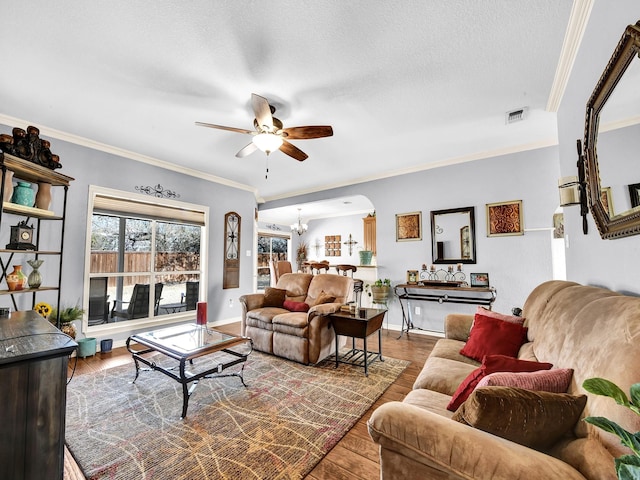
[0,310,77,480]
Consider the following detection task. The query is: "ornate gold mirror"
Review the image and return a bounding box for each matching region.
[584,20,640,239]
[430,206,476,264]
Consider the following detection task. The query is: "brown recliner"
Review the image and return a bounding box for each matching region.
[240,273,354,364]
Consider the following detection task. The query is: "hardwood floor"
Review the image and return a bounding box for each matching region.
[64,323,437,480]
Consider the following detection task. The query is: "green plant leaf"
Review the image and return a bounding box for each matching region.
[630,383,640,415]
[584,417,640,456]
[616,455,640,480]
[583,378,630,407]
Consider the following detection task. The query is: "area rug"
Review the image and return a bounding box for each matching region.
[65,350,408,480]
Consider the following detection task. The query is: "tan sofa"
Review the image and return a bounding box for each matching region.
[368,280,640,479]
[239,273,353,364]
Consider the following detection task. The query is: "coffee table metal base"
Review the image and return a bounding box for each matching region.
[126,330,252,419]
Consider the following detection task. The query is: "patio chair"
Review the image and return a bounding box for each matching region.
[88,277,110,325]
[111,283,163,321]
[182,281,199,310]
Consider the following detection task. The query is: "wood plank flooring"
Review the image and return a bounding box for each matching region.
[64,323,437,480]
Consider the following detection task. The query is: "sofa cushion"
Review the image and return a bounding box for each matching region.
[272,312,309,337]
[476,306,525,325]
[306,274,353,305]
[476,368,573,393]
[429,338,481,365]
[447,354,553,411]
[283,300,310,312]
[452,386,587,450]
[246,307,289,327]
[460,313,528,362]
[310,290,336,307]
[263,287,287,307]
[413,355,478,394]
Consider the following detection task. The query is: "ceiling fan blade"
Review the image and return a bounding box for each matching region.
[251,93,274,131]
[282,126,334,140]
[195,122,254,135]
[236,142,258,158]
[279,140,308,162]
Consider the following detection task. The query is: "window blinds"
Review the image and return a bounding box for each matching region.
[93,194,206,226]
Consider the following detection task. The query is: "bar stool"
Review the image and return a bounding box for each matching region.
[335,264,364,306]
[309,261,330,274]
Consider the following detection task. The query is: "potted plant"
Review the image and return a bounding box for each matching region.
[582,377,640,479]
[365,278,392,304]
[49,304,85,339]
[295,241,308,272]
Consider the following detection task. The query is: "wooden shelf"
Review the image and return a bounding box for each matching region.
[2,202,61,219]
[1,152,74,187]
[0,286,59,296]
[0,249,61,255]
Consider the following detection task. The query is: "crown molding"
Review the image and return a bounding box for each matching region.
[0,113,257,196]
[546,0,594,112]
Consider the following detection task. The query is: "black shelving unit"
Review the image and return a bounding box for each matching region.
[0,151,74,328]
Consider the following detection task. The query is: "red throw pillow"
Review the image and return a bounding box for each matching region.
[460,313,528,362]
[283,300,310,312]
[447,354,553,411]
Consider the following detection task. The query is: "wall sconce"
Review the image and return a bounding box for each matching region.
[558,176,580,206]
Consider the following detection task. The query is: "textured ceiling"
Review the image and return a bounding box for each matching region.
[0,0,575,214]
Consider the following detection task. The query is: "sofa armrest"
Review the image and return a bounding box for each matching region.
[444,313,474,341]
[368,402,586,480]
[308,302,342,316]
[239,293,265,313]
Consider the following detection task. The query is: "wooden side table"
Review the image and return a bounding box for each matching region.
[328,307,386,376]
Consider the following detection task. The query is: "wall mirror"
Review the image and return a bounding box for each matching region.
[584,20,640,239]
[431,206,476,264]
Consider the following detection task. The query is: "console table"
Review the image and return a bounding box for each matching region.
[394,283,497,338]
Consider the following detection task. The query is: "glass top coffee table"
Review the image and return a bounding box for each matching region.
[126,323,253,418]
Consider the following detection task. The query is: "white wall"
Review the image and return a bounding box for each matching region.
[264,145,561,332]
[558,1,640,293]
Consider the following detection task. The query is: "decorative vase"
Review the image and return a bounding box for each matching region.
[61,323,77,339]
[26,259,44,288]
[35,182,52,210]
[11,181,35,207]
[2,170,14,202]
[359,250,373,266]
[6,265,27,291]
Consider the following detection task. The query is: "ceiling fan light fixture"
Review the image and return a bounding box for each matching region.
[252,132,283,154]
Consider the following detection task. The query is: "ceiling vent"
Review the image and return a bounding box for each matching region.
[505,107,528,124]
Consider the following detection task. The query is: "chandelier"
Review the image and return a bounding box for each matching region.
[290,208,308,236]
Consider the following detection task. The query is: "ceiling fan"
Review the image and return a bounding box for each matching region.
[196,93,333,162]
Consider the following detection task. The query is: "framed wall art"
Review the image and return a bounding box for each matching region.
[396,211,422,242]
[470,273,490,288]
[486,200,524,237]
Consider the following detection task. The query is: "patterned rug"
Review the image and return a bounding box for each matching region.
[65,350,407,480]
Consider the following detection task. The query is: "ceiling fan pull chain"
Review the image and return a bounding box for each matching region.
[265,156,269,179]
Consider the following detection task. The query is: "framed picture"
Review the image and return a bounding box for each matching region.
[486,200,524,237]
[396,211,422,242]
[406,270,419,284]
[629,183,640,208]
[601,187,614,216]
[470,273,490,288]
